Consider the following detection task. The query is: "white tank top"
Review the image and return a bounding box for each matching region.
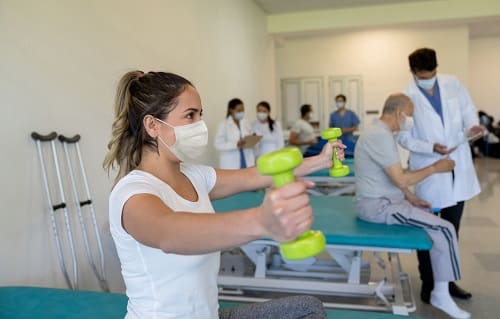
[109,165,220,319]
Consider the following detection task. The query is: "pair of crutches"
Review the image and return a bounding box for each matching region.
[31,132,109,291]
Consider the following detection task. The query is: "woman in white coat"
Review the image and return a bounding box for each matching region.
[397,48,482,304]
[215,98,255,169]
[251,101,284,158]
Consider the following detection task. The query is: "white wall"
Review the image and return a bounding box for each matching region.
[469,37,500,122]
[275,26,470,129]
[0,0,274,292]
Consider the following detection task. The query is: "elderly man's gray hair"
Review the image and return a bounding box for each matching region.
[382,93,411,115]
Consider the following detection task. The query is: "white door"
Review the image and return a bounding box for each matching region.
[281,77,324,130]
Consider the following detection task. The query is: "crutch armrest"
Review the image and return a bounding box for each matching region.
[58,134,81,144]
[31,132,57,142]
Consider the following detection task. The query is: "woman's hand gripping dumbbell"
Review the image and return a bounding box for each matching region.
[321,128,350,177]
[256,147,326,260]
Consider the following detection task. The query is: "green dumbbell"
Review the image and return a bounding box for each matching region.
[257,147,326,260]
[321,128,350,178]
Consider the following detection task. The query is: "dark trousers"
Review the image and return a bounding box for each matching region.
[219,295,326,319]
[417,201,465,284]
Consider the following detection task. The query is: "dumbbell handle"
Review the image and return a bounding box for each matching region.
[330,138,343,168]
[272,172,295,188]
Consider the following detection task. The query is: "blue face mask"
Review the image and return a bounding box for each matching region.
[416,76,436,91]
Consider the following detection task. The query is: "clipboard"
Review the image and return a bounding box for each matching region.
[448,131,484,152]
[241,135,262,149]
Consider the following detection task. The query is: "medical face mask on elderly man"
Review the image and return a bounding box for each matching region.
[155,118,208,162]
[398,112,414,131]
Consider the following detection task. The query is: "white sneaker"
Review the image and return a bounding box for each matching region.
[430,291,471,319]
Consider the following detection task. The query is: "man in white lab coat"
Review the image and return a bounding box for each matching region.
[398,48,483,304]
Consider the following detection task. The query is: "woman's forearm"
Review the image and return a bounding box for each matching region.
[159,208,264,254]
[294,155,328,177]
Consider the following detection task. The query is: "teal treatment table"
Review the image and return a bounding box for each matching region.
[213,192,431,315]
[0,286,425,319]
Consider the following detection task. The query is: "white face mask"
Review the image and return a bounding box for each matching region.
[416,76,436,91]
[156,118,208,162]
[336,101,345,109]
[257,112,268,121]
[399,113,414,131]
[233,111,245,121]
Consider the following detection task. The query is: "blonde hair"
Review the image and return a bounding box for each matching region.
[103,71,192,183]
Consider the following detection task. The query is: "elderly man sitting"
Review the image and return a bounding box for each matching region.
[354,93,470,319]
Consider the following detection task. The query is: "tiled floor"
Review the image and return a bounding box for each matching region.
[403,157,500,318]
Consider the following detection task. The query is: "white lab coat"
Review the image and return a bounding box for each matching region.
[251,120,284,158]
[214,117,255,169]
[397,74,481,209]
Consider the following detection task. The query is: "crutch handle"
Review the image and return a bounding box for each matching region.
[31,131,57,142]
[58,134,81,144]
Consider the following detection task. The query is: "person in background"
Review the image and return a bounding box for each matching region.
[397,48,481,304]
[473,111,500,158]
[356,93,470,319]
[329,94,360,156]
[214,98,255,169]
[289,104,318,154]
[104,70,346,319]
[251,101,284,158]
[329,94,360,141]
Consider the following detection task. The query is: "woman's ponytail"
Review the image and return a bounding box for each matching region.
[103,70,144,183]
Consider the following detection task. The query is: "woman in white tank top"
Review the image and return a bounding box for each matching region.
[103,71,345,319]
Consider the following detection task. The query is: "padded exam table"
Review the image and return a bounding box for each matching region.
[0,286,424,319]
[213,192,431,315]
